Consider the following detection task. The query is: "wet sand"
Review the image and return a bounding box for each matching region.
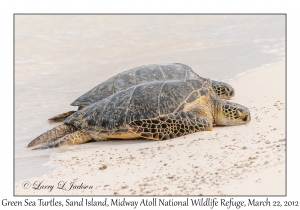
[15,61,285,195]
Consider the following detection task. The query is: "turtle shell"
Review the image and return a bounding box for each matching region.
[64,79,215,134]
[70,63,203,106]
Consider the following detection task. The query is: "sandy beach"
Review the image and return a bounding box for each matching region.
[15,61,285,196]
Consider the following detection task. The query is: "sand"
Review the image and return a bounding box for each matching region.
[15,61,285,196]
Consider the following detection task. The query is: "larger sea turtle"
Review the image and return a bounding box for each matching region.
[49,63,235,121]
[29,79,250,150]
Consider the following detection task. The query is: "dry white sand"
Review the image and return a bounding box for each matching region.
[15,61,285,196]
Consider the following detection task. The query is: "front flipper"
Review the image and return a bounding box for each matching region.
[127,111,212,140]
[32,130,93,150]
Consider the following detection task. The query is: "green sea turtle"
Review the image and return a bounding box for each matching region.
[49,63,235,121]
[28,79,250,150]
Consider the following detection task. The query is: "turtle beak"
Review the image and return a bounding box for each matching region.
[242,115,251,123]
[229,90,235,98]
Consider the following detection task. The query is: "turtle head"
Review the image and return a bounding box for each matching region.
[215,101,251,126]
[211,80,235,100]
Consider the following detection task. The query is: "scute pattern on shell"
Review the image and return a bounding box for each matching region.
[64,79,214,134]
[70,63,202,106]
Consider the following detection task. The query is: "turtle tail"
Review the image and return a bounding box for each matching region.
[48,111,76,121]
[28,124,77,148]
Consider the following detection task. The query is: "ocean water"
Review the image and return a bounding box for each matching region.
[14,15,285,183]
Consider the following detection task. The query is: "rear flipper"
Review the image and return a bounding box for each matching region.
[32,130,93,150]
[127,110,212,140]
[28,124,77,148]
[48,111,76,121]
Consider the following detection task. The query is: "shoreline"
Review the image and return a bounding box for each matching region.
[15,61,285,195]
[225,61,285,82]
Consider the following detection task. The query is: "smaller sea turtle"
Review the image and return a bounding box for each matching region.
[28,79,250,150]
[49,63,235,121]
